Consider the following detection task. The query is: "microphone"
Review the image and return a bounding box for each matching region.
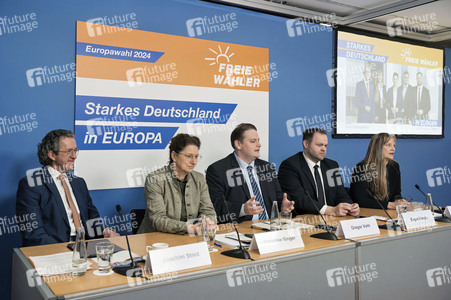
[415,184,451,223]
[304,190,338,240]
[113,205,143,277]
[366,189,402,231]
[220,199,251,260]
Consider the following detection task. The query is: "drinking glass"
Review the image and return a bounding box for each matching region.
[96,242,114,273]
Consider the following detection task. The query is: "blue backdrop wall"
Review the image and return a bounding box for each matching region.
[1,0,449,297]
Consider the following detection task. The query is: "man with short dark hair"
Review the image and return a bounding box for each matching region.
[278,128,359,216]
[206,123,294,223]
[16,129,119,246]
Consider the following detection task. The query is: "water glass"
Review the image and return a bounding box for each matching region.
[280,211,292,229]
[205,223,217,252]
[96,242,114,273]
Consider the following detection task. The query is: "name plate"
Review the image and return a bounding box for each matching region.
[336,217,380,239]
[249,228,304,254]
[401,210,436,230]
[445,206,451,219]
[145,242,211,275]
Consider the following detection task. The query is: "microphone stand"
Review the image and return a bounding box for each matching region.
[366,189,403,231]
[415,184,451,223]
[113,205,143,277]
[305,191,338,240]
[220,199,251,259]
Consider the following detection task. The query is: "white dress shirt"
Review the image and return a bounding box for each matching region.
[234,153,268,220]
[47,166,81,237]
[303,153,328,214]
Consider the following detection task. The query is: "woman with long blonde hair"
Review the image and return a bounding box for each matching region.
[350,133,409,209]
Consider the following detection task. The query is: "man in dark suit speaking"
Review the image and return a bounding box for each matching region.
[278,128,359,217]
[16,129,119,246]
[206,123,294,223]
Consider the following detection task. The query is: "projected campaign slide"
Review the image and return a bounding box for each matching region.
[75,21,269,190]
[335,31,444,137]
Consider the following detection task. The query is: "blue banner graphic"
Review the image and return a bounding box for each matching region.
[76,42,165,63]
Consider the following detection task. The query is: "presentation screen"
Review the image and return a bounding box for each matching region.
[334,30,444,138]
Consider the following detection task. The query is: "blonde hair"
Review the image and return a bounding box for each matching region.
[362,133,396,201]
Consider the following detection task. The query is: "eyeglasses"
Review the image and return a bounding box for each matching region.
[58,149,79,156]
[176,152,202,161]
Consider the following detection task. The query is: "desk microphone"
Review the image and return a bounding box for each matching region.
[113,205,143,277]
[366,189,403,231]
[415,184,450,223]
[304,190,338,240]
[220,199,251,260]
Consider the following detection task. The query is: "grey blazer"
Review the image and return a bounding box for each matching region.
[137,165,216,234]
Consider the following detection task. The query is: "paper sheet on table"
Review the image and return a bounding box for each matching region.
[215,233,252,248]
[29,252,92,276]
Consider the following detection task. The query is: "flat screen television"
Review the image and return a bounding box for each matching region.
[333,30,444,138]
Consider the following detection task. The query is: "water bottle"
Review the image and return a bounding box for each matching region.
[270,201,280,231]
[426,193,434,213]
[72,227,88,277]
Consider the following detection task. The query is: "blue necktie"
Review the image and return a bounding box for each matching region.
[247,165,268,220]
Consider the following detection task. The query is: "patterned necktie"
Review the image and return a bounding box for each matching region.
[58,174,82,229]
[247,166,268,220]
[314,165,326,206]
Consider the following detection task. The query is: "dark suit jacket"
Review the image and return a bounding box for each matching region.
[278,152,353,215]
[349,160,402,209]
[415,85,431,119]
[402,84,417,121]
[374,84,387,123]
[386,86,403,119]
[354,79,375,123]
[16,167,103,247]
[206,153,283,224]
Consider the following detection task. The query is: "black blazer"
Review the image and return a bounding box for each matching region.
[350,160,402,209]
[206,153,283,223]
[278,152,352,215]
